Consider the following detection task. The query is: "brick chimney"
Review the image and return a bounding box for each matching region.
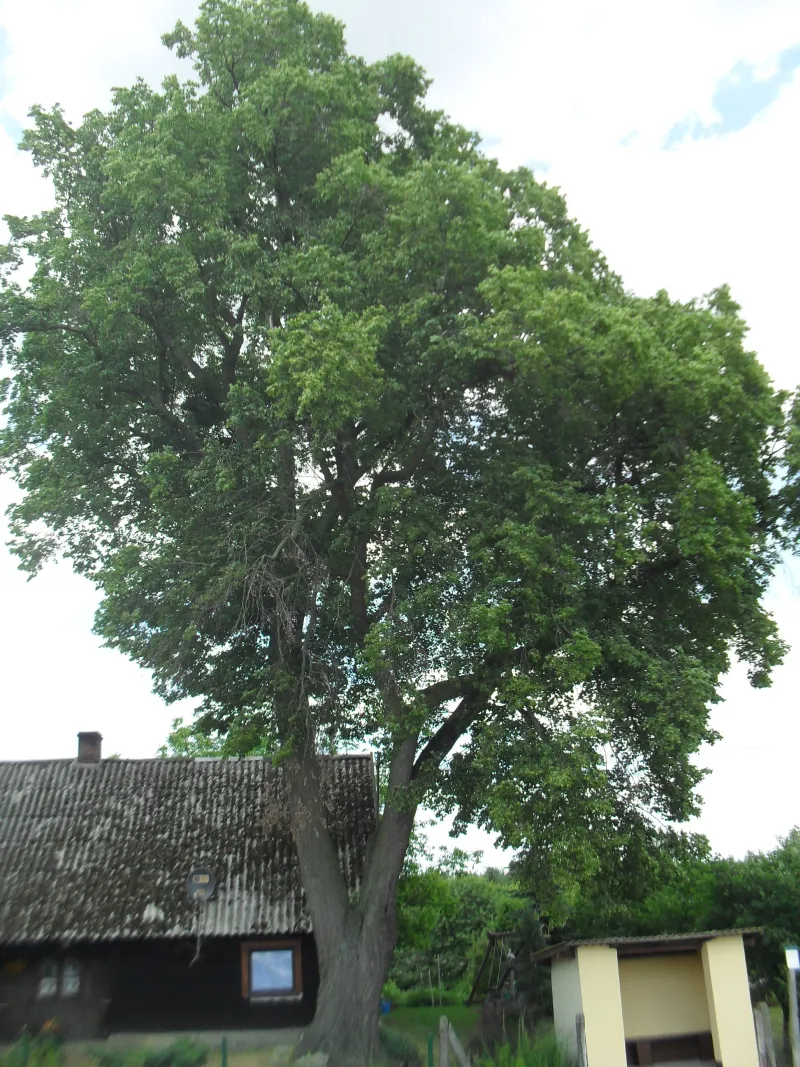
[77,731,103,763]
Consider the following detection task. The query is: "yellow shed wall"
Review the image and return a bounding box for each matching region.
[618,954,711,1039]
[576,945,627,1067]
[702,937,759,1067]
[551,958,583,1061]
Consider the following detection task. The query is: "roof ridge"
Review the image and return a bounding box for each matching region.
[0,752,374,765]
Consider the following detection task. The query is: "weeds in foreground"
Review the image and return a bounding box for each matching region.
[478,1028,574,1067]
[378,1026,423,1067]
[92,1041,208,1067]
[0,1035,64,1067]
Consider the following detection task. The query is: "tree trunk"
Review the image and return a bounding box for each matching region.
[286,738,417,1066]
[295,903,398,1065]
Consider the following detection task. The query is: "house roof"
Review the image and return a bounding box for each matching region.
[530,929,762,964]
[0,754,376,945]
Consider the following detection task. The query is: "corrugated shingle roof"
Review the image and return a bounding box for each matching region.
[0,755,375,944]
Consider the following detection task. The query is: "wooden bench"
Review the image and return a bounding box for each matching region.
[625,1030,717,1065]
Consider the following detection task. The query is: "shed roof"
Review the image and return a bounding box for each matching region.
[531,929,762,964]
[0,755,375,945]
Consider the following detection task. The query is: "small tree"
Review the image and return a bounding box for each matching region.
[2,1,798,1062]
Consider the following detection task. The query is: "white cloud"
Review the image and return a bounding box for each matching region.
[1,0,799,859]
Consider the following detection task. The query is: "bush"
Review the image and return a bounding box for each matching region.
[378,1025,423,1067]
[478,1028,574,1067]
[381,981,464,1008]
[92,1040,208,1067]
[398,988,463,1008]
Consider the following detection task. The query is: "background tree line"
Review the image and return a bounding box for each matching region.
[398,827,800,1045]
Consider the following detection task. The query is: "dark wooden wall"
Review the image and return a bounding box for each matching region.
[0,936,318,1040]
[0,946,114,1040]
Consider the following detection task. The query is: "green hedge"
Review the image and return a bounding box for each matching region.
[382,979,465,1007]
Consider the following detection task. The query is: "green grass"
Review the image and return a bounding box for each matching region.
[383,1005,480,1063]
[769,1005,787,1063]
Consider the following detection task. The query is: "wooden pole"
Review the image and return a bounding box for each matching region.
[789,965,800,1067]
[448,1021,472,1067]
[755,1003,768,1067]
[759,1001,777,1067]
[439,1015,449,1067]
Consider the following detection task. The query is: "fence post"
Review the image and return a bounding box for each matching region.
[758,1002,777,1067]
[447,1021,472,1067]
[576,1013,587,1067]
[755,1004,768,1067]
[221,1036,228,1067]
[790,963,800,1067]
[439,1015,449,1067]
[427,1032,434,1067]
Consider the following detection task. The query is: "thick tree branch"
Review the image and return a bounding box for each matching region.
[420,676,476,706]
[141,314,205,381]
[221,295,248,390]
[631,551,695,587]
[115,384,204,457]
[348,529,369,639]
[411,688,482,781]
[370,416,440,495]
[14,321,103,355]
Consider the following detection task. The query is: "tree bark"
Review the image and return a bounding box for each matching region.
[295,901,399,1066]
[286,739,417,1066]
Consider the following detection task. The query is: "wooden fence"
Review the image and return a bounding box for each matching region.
[438,1015,471,1067]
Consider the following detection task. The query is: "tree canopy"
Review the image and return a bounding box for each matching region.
[2,0,799,1059]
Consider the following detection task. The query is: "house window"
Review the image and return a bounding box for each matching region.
[241,941,302,1000]
[35,958,80,999]
[36,959,58,999]
[61,959,80,997]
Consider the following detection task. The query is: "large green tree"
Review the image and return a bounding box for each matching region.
[2,0,798,1061]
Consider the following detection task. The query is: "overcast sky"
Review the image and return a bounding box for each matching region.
[1,0,799,865]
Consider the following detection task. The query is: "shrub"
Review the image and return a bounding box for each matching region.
[378,1025,423,1067]
[396,988,463,1008]
[380,982,464,1008]
[382,979,405,1005]
[92,1040,208,1067]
